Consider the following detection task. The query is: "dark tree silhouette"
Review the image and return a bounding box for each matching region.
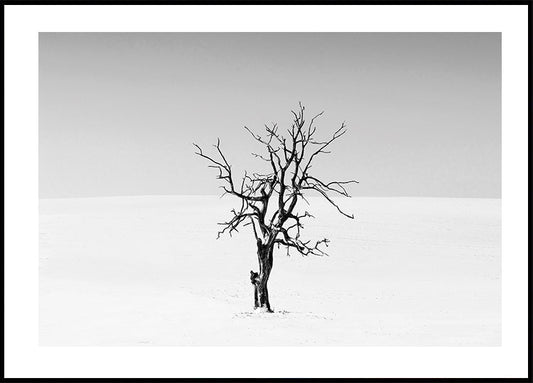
[194,104,357,312]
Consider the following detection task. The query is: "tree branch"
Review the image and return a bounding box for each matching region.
[194,104,357,252]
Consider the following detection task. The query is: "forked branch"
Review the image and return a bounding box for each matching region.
[194,104,357,256]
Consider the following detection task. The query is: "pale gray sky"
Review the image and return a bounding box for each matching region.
[39,33,501,198]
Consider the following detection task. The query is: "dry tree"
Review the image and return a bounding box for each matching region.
[194,104,357,312]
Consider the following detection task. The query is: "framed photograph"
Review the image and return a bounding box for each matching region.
[3,1,529,380]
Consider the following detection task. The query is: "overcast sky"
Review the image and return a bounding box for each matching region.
[39,33,501,198]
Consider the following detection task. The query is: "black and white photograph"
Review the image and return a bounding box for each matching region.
[4,2,528,380]
[39,32,502,346]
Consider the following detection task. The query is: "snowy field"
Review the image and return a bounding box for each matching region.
[39,196,501,346]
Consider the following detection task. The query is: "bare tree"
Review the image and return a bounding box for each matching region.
[194,104,357,312]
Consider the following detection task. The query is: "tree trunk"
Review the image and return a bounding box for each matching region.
[253,241,274,312]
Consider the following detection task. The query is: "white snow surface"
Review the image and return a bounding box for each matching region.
[40,196,501,346]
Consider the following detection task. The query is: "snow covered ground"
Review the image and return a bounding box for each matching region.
[39,196,501,346]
